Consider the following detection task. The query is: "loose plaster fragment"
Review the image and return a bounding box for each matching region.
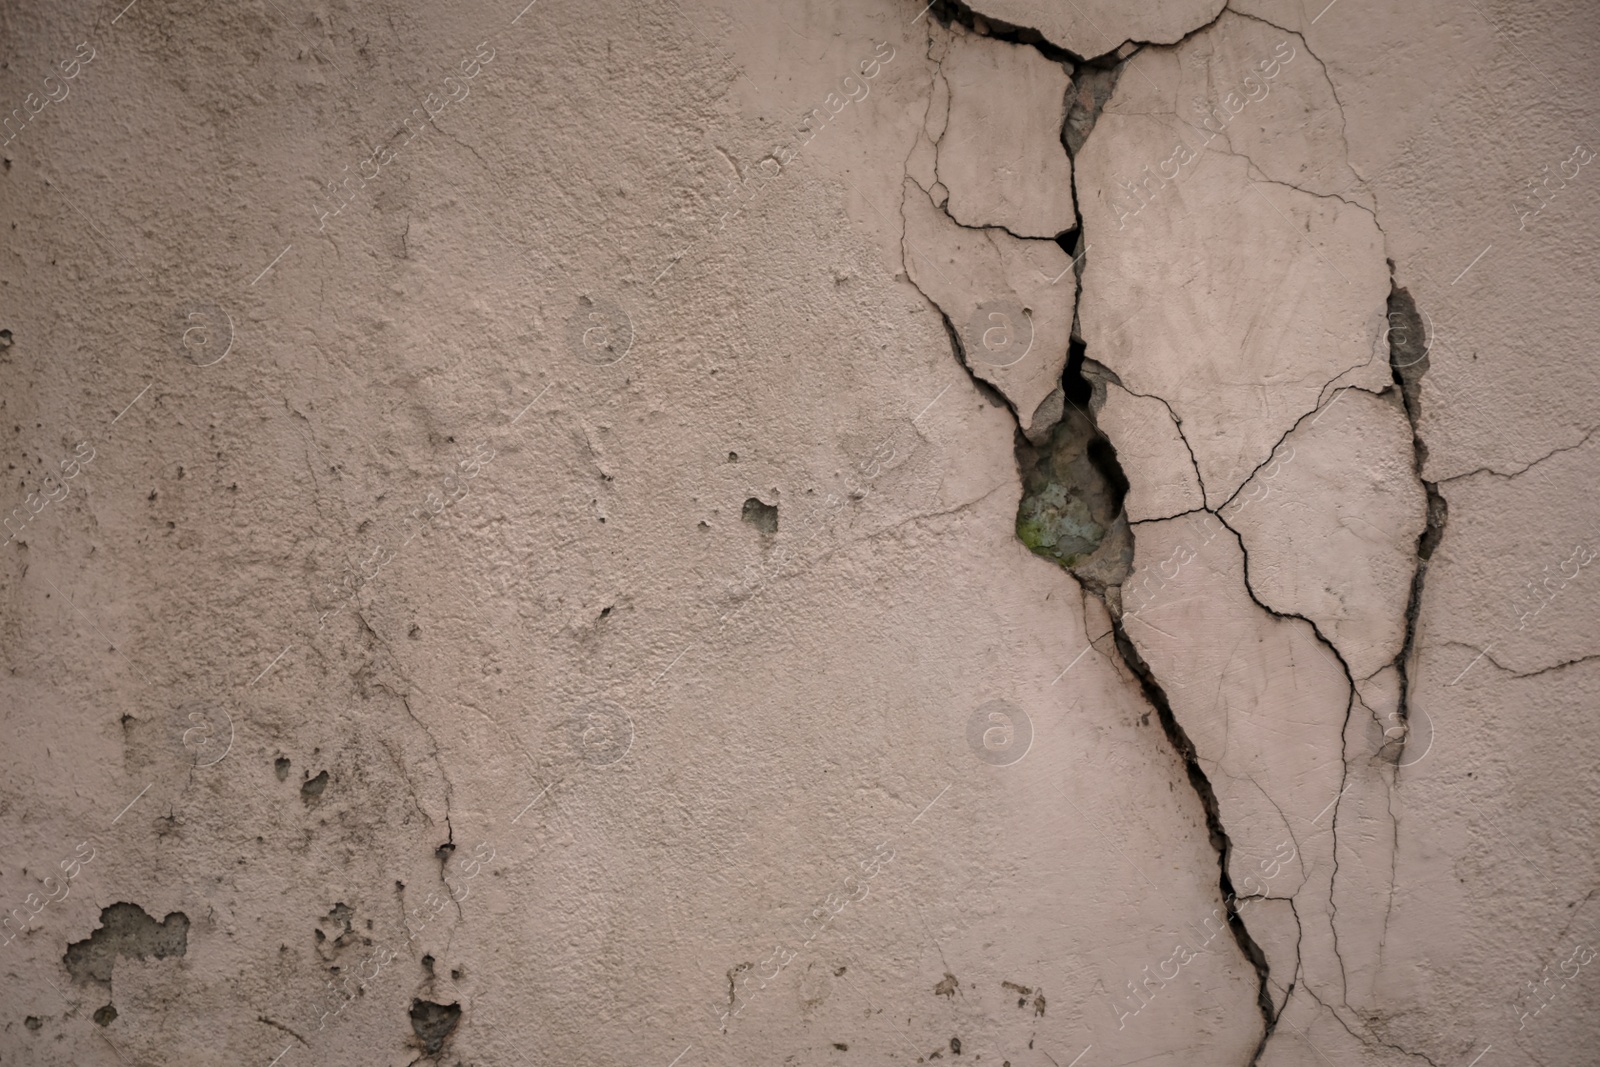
[955,0,1227,60]
[1242,896,1300,1017]
[1076,16,1391,506]
[1092,379,1204,521]
[1120,514,1348,982]
[936,25,1076,238]
[1065,60,1123,157]
[1108,13,1369,207]
[1222,387,1426,681]
[901,179,1075,436]
[1352,664,1403,756]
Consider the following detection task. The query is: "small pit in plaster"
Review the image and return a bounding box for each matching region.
[315,902,356,950]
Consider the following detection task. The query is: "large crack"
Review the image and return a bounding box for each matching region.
[1007,314,1282,1064]
[905,6,1468,1063]
[926,0,1095,64]
[1108,618,1279,1036]
[906,8,1280,1056]
[1384,278,1448,770]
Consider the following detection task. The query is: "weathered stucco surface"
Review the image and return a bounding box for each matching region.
[1,1,1596,1065]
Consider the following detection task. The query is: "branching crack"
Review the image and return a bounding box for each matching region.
[1110,620,1278,1037]
[1299,985,1444,1066]
[1084,359,1209,501]
[895,13,1400,1059]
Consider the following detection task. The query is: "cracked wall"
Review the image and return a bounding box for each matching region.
[1,1,1597,1066]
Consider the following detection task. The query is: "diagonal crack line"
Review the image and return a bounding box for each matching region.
[1094,368,1208,500]
[923,0,1090,64]
[1435,424,1599,484]
[1210,379,1377,513]
[1299,984,1444,1066]
[907,12,1284,1060]
[1443,644,1600,681]
[1110,618,1279,1039]
[1207,510,1357,1042]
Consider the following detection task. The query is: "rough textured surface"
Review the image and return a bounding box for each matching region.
[2,0,1597,1065]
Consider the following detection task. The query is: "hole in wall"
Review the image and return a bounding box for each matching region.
[1014,354,1132,593]
[63,904,190,987]
[409,998,462,1057]
[301,770,329,803]
[741,496,779,534]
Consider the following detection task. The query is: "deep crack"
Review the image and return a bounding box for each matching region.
[904,14,1283,1056]
[1385,279,1448,770]
[925,0,1091,64]
[1113,621,1279,1022]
